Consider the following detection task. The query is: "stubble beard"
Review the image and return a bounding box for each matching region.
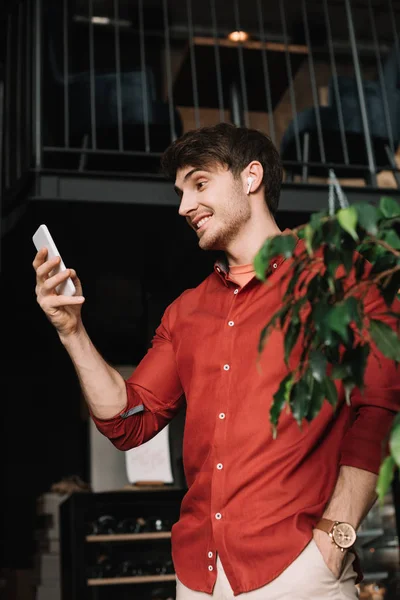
[198,184,251,251]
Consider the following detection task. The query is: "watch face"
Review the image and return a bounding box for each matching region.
[332,523,357,548]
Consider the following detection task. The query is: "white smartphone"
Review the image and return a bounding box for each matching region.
[32,224,77,296]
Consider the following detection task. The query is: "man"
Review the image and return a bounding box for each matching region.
[33,123,399,599]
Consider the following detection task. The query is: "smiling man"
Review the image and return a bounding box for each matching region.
[33,123,400,599]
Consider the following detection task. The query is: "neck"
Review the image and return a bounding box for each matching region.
[225,208,282,267]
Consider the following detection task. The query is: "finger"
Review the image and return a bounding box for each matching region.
[32,247,49,270]
[39,294,85,309]
[40,268,74,295]
[36,256,61,282]
[69,269,83,295]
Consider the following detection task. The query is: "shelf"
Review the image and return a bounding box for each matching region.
[86,532,172,543]
[87,574,176,586]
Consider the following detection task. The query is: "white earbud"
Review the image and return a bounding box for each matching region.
[246,176,255,195]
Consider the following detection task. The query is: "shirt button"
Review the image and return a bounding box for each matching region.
[215,513,222,520]
[208,565,214,571]
[223,364,230,371]
[234,289,239,294]
[208,551,213,558]
[228,321,234,327]
[219,413,226,419]
[272,263,278,269]
[217,463,223,470]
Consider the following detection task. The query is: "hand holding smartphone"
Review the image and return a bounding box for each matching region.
[32,224,77,296]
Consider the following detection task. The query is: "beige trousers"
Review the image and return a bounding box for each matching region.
[176,539,359,600]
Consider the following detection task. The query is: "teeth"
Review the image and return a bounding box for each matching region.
[197,216,212,229]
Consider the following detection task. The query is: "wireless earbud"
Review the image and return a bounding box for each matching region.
[246,176,255,195]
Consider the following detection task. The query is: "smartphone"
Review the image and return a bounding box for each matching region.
[32,224,77,296]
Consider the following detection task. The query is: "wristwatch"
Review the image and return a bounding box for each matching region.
[314,518,357,552]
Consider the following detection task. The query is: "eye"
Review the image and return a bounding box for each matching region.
[196,181,207,190]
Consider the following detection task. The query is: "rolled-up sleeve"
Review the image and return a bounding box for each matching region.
[340,286,400,474]
[91,302,184,451]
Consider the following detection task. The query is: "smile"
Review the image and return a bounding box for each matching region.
[196,216,212,230]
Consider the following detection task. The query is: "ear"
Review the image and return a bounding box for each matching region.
[242,161,263,196]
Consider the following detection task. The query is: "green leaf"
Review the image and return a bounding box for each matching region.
[379,271,400,307]
[307,379,325,421]
[323,376,338,408]
[354,255,366,281]
[331,363,351,380]
[370,253,398,276]
[381,229,400,250]
[309,350,328,383]
[379,196,400,219]
[284,322,301,366]
[272,234,297,258]
[389,413,400,468]
[270,374,294,438]
[304,224,314,255]
[254,248,269,281]
[290,379,312,426]
[337,206,359,241]
[258,324,269,354]
[376,455,396,505]
[254,234,297,280]
[345,297,363,331]
[341,344,370,390]
[355,202,379,235]
[323,245,341,278]
[324,303,352,344]
[369,319,400,362]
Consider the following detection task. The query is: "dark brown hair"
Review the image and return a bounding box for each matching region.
[161,122,283,215]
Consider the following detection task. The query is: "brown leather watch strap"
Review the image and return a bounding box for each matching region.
[315,518,335,534]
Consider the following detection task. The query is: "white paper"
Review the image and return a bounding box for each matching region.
[125,424,174,484]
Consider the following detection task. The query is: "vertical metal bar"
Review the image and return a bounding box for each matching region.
[301,0,325,168]
[233,0,249,128]
[16,2,23,179]
[34,0,42,169]
[302,132,309,182]
[138,0,150,152]
[5,13,12,188]
[114,0,123,151]
[0,80,3,263]
[256,0,276,145]
[63,0,70,148]
[186,0,200,128]
[279,0,301,160]
[210,0,225,123]
[388,0,400,86]
[162,0,176,141]
[344,0,376,185]
[384,144,400,188]
[88,0,97,149]
[368,0,394,157]
[26,0,32,171]
[322,0,349,164]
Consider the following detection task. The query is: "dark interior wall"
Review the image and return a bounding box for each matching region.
[0,198,309,567]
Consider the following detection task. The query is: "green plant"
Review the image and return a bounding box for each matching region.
[254,195,400,504]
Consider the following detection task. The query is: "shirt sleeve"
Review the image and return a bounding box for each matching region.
[90,302,184,451]
[339,281,400,475]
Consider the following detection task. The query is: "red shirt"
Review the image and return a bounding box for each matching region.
[92,232,400,595]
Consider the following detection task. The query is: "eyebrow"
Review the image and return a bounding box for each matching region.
[174,168,207,196]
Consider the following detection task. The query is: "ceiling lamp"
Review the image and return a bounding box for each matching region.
[228,30,249,42]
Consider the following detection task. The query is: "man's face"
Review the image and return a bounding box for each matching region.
[174,164,251,251]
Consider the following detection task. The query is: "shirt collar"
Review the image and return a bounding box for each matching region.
[213,228,298,285]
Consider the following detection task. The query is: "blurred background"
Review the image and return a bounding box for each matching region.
[0,0,399,598]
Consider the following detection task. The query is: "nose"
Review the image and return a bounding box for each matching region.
[178,191,199,218]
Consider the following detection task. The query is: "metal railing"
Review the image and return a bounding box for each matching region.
[1,0,34,238]
[3,0,400,191]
